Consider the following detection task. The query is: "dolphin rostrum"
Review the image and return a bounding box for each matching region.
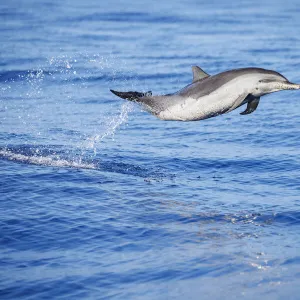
[110,66,300,121]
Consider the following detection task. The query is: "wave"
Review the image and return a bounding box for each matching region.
[179,211,300,226]
[0,148,96,170]
[0,146,172,181]
[0,68,182,85]
[60,12,190,24]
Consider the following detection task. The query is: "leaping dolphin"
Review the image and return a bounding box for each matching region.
[110,66,300,121]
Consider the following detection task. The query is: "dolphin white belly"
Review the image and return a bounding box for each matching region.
[158,76,254,121]
[158,94,235,121]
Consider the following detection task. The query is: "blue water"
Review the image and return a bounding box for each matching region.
[1,0,300,299]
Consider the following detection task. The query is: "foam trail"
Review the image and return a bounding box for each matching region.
[86,102,133,154]
[0,149,96,169]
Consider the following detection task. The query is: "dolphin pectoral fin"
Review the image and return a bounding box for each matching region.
[240,97,260,115]
[192,66,210,83]
[227,93,249,113]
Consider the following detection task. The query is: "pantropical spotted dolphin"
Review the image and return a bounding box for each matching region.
[110,66,300,121]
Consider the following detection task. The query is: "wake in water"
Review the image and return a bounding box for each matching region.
[0,147,96,169]
[0,146,172,181]
[1,53,140,163]
[0,53,168,180]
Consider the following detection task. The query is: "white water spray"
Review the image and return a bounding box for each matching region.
[0,148,96,169]
[2,53,140,167]
[85,102,134,154]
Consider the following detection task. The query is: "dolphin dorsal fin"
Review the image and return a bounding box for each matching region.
[192,66,210,83]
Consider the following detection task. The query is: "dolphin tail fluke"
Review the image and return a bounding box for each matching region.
[110,89,152,102]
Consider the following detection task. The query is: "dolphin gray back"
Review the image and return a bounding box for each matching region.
[177,68,286,99]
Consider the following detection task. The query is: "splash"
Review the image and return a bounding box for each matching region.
[0,148,96,169]
[85,102,134,154]
[1,53,141,164]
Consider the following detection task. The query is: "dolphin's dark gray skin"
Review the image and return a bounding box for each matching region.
[110,66,300,121]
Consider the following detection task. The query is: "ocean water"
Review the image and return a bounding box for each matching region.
[1,0,300,299]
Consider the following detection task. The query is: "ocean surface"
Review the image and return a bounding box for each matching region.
[1,0,300,299]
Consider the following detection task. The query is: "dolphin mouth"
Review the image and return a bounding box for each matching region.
[280,81,300,90]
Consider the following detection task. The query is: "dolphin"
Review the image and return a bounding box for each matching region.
[110,66,300,121]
